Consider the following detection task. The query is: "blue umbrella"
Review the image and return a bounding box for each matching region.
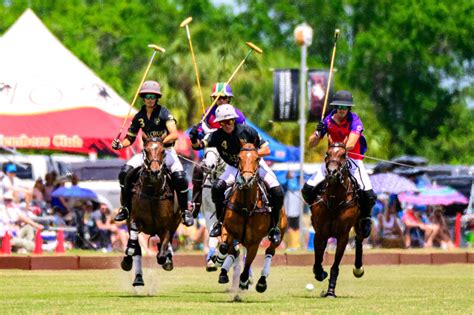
[52,186,98,200]
[369,173,418,194]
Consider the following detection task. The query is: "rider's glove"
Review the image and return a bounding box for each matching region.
[315,121,324,136]
[111,139,123,150]
[189,125,199,144]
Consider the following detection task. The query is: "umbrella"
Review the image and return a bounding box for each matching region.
[398,184,468,206]
[369,173,418,194]
[52,185,98,200]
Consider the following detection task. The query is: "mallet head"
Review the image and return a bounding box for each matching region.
[334,29,340,41]
[245,42,263,54]
[180,17,193,28]
[148,44,166,53]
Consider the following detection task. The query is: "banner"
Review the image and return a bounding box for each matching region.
[273,69,299,121]
[308,70,333,121]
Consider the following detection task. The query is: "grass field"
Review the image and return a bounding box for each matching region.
[0,265,472,314]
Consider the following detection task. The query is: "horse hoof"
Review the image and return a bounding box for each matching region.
[255,276,267,293]
[353,267,364,278]
[315,270,328,282]
[133,274,144,287]
[218,271,229,284]
[325,291,337,298]
[157,255,166,265]
[121,256,133,272]
[163,257,173,271]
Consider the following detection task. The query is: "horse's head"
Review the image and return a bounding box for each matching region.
[237,141,260,189]
[325,142,347,183]
[143,137,164,178]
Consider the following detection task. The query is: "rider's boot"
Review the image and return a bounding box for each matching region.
[358,189,377,239]
[209,179,227,237]
[171,171,194,227]
[268,186,284,245]
[191,164,204,218]
[114,165,134,221]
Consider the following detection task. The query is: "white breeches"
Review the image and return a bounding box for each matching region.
[306,158,372,191]
[219,160,280,188]
[126,147,184,173]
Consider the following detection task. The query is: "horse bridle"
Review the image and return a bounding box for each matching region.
[237,146,260,190]
[325,143,348,177]
[143,137,165,174]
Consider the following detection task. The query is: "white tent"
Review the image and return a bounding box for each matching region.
[0,9,136,156]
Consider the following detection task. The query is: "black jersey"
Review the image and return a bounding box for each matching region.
[203,124,268,167]
[126,105,176,145]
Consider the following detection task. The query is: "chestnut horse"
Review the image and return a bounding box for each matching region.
[120,137,181,287]
[311,142,365,297]
[215,142,287,293]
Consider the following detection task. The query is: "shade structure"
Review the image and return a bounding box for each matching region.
[398,184,468,206]
[369,173,418,194]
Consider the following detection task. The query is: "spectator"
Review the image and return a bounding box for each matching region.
[283,171,302,250]
[2,164,31,203]
[402,204,438,248]
[377,200,404,248]
[87,202,116,251]
[43,172,55,205]
[429,206,454,249]
[0,191,43,253]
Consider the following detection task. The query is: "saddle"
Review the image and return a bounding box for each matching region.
[225,177,271,217]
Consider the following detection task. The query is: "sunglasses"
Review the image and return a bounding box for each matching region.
[336,105,350,110]
[143,94,158,100]
[219,119,235,126]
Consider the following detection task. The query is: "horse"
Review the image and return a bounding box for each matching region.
[120,137,181,287]
[310,142,364,297]
[215,141,287,293]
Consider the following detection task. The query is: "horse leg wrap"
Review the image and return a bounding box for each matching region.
[221,254,235,272]
[126,228,139,256]
[133,255,143,276]
[261,254,273,278]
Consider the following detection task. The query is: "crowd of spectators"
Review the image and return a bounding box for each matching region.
[0,164,126,253]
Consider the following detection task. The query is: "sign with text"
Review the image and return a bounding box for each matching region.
[273,69,299,121]
[308,70,333,121]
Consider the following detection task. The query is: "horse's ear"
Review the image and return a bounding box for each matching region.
[240,139,246,147]
[328,134,334,145]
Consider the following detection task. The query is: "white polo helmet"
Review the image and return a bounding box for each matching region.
[139,80,162,96]
[214,104,239,122]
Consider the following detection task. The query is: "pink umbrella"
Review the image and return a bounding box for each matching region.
[398,184,468,206]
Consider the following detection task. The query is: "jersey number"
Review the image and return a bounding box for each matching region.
[138,118,145,128]
[221,141,228,150]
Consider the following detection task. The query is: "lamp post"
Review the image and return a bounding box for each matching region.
[294,23,313,248]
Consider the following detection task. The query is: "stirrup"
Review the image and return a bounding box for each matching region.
[209,222,222,237]
[182,210,194,227]
[268,227,281,245]
[114,206,129,221]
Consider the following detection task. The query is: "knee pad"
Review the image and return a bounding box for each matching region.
[269,186,284,211]
[192,164,204,180]
[212,179,227,203]
[301,183,315,204]
[119,164,134,186]
[219,242,229,255]
[361,189,377,206]
[171,171,188,192]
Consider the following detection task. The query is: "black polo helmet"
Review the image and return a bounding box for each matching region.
[330,90,354,107]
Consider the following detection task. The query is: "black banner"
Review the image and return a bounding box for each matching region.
[273,69,299,121]
[308,70,333,121]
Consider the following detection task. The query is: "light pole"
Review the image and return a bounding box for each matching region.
[294,23,313,248]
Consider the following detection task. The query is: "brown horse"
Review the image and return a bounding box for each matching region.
[311,142,365,297]
[120,137,181,287]
[215,142,287,293]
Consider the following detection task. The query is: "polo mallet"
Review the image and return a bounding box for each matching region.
[180,17,205,114]
[117,44,166,138]
[320,29,340,121]
[200,42,263,124]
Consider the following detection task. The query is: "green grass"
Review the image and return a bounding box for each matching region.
[0,265,472,314]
